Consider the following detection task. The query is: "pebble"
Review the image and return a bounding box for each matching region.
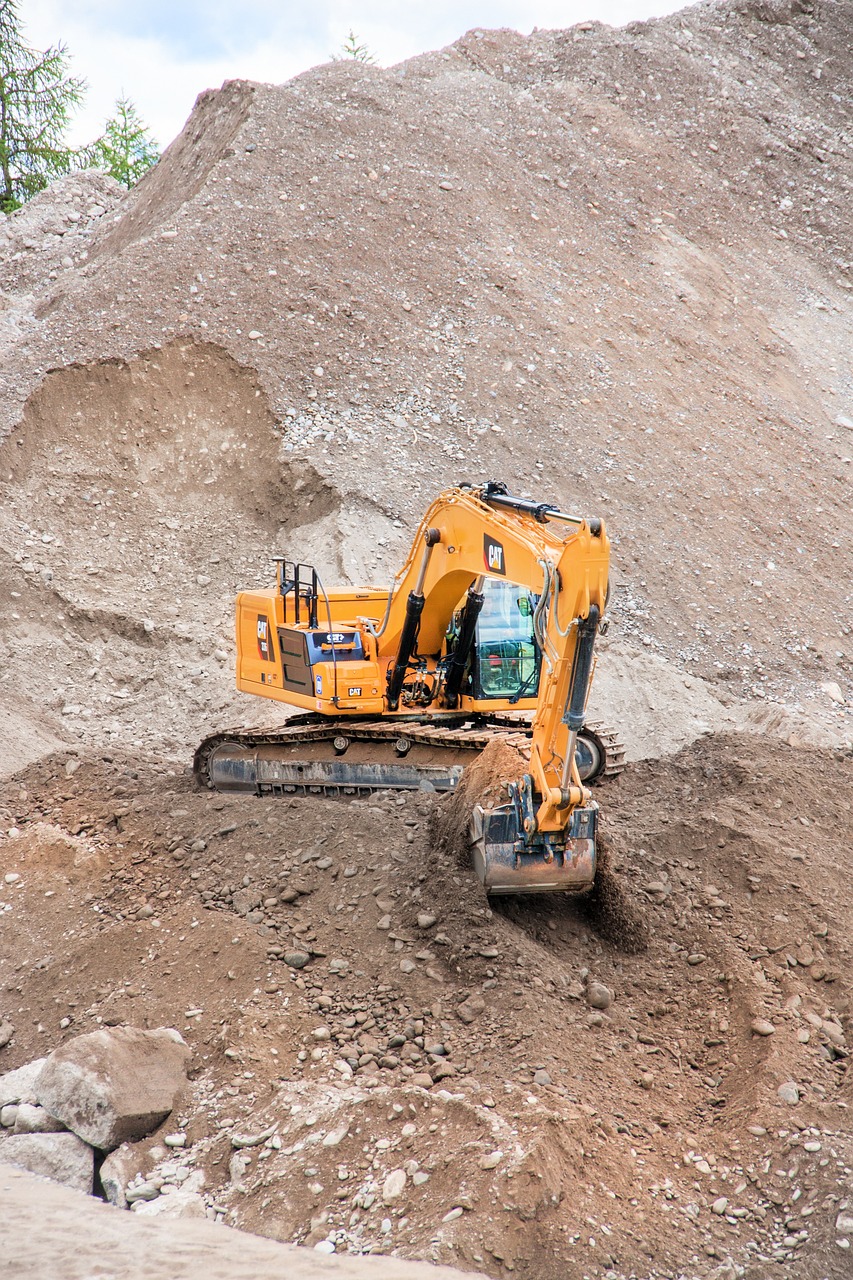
[417,913,437,929]
[0,1021,14,1049]
[163,1132,186,1149]
[412,1170,430,1185]
[712,1197,729,1215]
[747,1125,767,1136]
[313,1240,335,1254]
[126,1181,160,1203]
[382,1169,407,1203]
[479,1151,502,1170]
[533,1069,552,1086]
[586,982,613,1011]
[399,959,416,974]
[442,1206,464,1222]
[750,1018,776,1037]
[312,1027,331,1042]
[457,995,485,1024]
[778,1081,800,1105]
[283,951,311,969]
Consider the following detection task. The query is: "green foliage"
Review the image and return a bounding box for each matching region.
[0,0,87,211]
[338,30,376,64]
[90,95,159,189]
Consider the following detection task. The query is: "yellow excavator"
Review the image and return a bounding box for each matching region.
[194,481,623,894]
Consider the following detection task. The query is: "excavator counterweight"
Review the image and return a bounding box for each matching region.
[194,482,623,894]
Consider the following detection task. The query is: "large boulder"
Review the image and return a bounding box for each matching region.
[35,1027,190,1152]
[0,1131,93,1193]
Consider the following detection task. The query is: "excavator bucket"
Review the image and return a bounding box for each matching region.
[470,794,598,895]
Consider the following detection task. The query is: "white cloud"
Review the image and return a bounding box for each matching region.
[20,0,689,151]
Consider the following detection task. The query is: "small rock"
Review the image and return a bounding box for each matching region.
[532,1069,552,1086]
[283,951,311,969]
[442,1206,464,1222]
[417,913,437,929]
[164,1132,187,1148]
[778,1081,800,1105]
[837,1212,853,1235]
[411,1073,433,1089]
[399,959,416,974]
[0,1022,14,1049]
[382,1168,407,1203]
[412,1170,430,1186]
[126,1180,161,1203]
[457,995,485,1024]
[746,1124,767,1136]
[1,1104,18,1127]
[712,1197,729,1215]
[586,982,613,1011]
[479,1151,502,1170]
[12,1103,65,1134]
[312,1027,331,1042]
[751,1018,776,1037]
[820,681,846,705]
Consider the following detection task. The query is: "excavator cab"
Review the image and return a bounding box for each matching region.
[470,580,540,703]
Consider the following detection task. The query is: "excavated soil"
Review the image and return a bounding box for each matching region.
[2,734,853,1278]
[1,1,853,1277]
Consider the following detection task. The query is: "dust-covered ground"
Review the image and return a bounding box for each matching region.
[1,1,853,1277]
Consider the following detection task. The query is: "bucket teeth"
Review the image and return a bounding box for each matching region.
[470,802,597,895]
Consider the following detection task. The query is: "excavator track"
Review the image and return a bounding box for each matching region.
[193,716,625,799]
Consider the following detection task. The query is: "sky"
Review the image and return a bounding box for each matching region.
[21,0,689,152]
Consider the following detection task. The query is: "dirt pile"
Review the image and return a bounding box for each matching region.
[0,0,851,773]
[2,733,852,1277]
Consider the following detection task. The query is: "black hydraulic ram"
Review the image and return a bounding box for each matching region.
[560,603,600,796]
[386,527,441,711]
[441,577,485,708]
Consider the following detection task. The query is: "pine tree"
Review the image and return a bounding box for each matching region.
[92,95,159,189]
[0,0,86,211]
[338,30,376,64]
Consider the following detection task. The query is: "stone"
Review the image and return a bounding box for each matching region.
[837,1212,853,1235]
[457,995,485,1024]
[0,1021,14,1049]
[586,982,613,1011]
[100,1143,146,1208]
[820,681,845,704]
[777,1081,800,1105]
[0,1059,47,1107]
[532,1069,552,1086]
[125,1179,161,1203]
[35,1027,190,1151]
[283,951,311,969]
[132,1190,206,1219]
[479,1151,502,1170]
[750,1018,776,1037]
[712,1197,729,1215]
[382,1168,406,1203]
[1,1104,18,1127]
[12,1103,65,1134]
[0,1131,93,1193]
[442,1206,464,1222]
[417,914,437,929]
[411,1073,433,1089]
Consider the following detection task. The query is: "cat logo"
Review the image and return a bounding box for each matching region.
[256,614,273,661]
[483,535,506,576]
[348,686,362,698]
